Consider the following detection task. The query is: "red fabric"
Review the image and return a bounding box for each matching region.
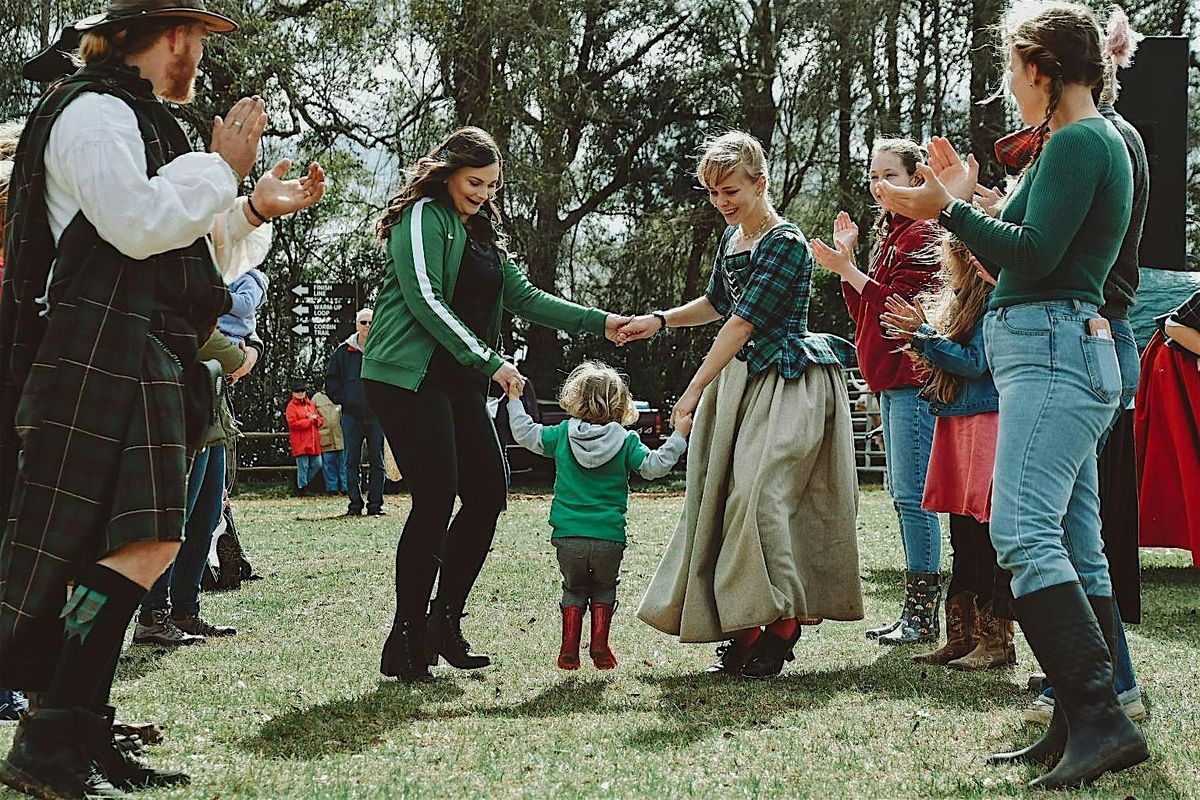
[842,215,941,392]
[922,411,998,523]
[766,618,798,640]
[285,396,324,456]
[1135,333,1200,565]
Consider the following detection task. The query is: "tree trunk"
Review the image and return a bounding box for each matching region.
[970,0,1007,188]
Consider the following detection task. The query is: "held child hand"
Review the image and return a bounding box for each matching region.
[506,381,523,400]
[674,412,693,437]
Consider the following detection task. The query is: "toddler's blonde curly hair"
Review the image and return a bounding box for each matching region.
[558,361,639,426]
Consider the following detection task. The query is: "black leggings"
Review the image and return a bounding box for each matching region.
[947,513,999,604]
[364,378,508,626]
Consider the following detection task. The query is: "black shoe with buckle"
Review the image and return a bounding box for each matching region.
[705,638,756,674]
[741,628,802,679]
[93,706,189,790]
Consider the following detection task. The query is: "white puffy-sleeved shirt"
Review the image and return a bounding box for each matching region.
[43,92,271,283]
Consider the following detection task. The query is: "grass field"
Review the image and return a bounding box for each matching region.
[4,487,1197,799]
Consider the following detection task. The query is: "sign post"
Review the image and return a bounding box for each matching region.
[289,282,360,352]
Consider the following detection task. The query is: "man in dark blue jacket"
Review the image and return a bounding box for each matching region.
[326,308,385,515]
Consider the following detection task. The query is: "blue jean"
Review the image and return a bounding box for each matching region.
[984,301,1120,599]
[1098,318,1141,452]
[880,387,941,573]
[322,449,347,492]
[142,444,226,616]
[342,413,384,514]
[294,454,322,489]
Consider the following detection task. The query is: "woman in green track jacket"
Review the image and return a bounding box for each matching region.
[366,127,629,682]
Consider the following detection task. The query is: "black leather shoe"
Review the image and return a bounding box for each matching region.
[0,706,109,800]
[381,621,434,682]
[93,706,190,790]
[704,638,755,674]
[741,628,802,679]
[425,599,491,669]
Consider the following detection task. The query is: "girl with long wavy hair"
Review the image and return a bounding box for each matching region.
[880,235,1014,672]
[365,127,629,682]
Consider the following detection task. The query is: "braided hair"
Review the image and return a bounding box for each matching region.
[1003,2,1106,165]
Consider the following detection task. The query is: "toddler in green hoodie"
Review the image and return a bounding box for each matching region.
[507,361,690,670]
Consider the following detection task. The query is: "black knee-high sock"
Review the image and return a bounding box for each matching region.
[43,564,146,710]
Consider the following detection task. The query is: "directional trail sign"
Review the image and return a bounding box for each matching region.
[289,282,361,350]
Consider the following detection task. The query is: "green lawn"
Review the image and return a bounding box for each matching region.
[5,488,1197,799]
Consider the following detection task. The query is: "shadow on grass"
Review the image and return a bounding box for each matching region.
[474,676,615,719]
[115,646,173,683]
[625,645,1024,751]
[239,679,464,760]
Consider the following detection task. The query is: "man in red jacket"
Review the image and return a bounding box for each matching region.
[286,379,324,496]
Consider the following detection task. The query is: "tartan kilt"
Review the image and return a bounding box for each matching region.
[0,338,188,689]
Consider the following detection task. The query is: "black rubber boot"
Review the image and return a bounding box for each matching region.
[380,620,434,683]
[92,706,189,790]
[990,583,1148,789]
[989,593,1131,769]
[0,706,112,800]
[879,571,942,645]
[424,599,491,669]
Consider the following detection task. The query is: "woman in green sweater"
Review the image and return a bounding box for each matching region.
[366,127,628,683]
[876,1,1147,789]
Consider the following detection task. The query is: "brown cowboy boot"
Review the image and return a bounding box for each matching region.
[912,591,976,665]
[948,598,1017,671]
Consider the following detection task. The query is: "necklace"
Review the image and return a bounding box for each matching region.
[739,211,774,244]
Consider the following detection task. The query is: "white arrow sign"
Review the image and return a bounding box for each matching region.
[291,323,310,336]
[291,304,310,316]
[291,284,310,297]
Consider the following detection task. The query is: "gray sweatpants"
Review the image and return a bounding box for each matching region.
[553,537,626,608]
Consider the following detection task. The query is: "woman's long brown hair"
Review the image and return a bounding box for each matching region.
[376,126,504,243]
[917,234,993,405]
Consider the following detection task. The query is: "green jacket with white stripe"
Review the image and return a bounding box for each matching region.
[362,195,608,391]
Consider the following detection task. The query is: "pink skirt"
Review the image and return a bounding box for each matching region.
[921,411,998,523]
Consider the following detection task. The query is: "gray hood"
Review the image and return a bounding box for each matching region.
[567,419,628,468]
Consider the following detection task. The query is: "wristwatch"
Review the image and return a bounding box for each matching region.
[938,199,957,224]
[652,311,668,332]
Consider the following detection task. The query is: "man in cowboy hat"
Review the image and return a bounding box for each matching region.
[0,2,325,797]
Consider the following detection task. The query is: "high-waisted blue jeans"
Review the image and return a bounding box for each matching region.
[984,300,1120,599]
[880,387,941,573]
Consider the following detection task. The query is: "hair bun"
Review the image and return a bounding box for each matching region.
[1105,5,1142,69]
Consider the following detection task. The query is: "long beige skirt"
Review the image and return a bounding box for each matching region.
[637,360,864,642]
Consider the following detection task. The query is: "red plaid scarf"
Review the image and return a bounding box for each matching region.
[994,126,1047,172]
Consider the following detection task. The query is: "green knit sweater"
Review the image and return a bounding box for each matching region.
[944,118,1133,309]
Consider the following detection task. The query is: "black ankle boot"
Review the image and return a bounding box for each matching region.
[92,706,189,790]
[381,621,434,682]
[0,706,111,800]
[741,627,802,679]
[991,583,1148,789]
[424,599,491,670]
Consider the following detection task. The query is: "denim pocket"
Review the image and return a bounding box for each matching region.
[1000,304,1052,335]
[1081,334,1120,404]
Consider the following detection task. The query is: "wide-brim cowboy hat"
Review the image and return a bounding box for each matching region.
[76,1,237,34]
[23,1,237,82]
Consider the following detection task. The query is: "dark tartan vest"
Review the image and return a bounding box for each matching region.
[0,62,231,685]
[0,61,230,527]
